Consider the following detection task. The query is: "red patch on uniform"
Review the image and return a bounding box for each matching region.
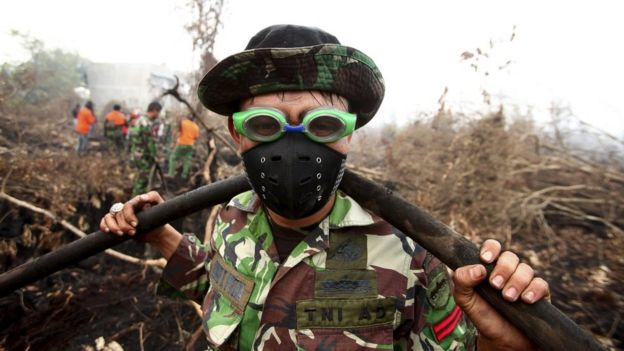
[433,305,462,342]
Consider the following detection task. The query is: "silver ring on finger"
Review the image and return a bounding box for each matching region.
[109,202,124,215]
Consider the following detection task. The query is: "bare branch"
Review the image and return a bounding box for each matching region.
[202,137,218,183]
[160,75,239,157]
[0,191,166,268]
[203,204,221,244]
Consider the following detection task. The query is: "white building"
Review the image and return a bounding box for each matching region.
[83,62,189,113]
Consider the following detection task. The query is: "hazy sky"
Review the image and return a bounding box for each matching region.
[1,0,622,134]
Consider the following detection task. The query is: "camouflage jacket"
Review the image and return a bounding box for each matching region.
[128,115,157,161]
[159,191,477,350]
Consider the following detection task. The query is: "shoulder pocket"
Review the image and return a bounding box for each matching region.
[201,253,254,347]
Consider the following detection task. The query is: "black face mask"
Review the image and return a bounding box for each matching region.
[242,133,347,219]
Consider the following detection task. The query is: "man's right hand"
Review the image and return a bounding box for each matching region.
[99,191,182,259]
[100,191,165,237]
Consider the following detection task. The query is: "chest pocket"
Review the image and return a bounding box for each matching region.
[202,253,254,347]
[295,231,397,350]
[294,296,397,350]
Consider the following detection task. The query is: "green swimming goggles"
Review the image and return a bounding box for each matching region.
[232,107,356,143]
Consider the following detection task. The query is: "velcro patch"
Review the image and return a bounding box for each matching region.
[426,265,451,309]
[209,253,254,311]
[315,270,377,298]
[326,233,367,269]
[296,297,396,329]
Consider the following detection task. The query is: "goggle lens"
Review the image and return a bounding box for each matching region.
[244,114,281,140]
[306,115,346,140]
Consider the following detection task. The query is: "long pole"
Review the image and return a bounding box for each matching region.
[0,171,605,350]
[0,174,250,296]
[340,169,604,351]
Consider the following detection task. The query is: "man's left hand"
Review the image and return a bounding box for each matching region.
[452,239,550,351]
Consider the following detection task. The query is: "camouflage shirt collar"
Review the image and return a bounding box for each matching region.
[226,190,376,229]
[226,190,262,213]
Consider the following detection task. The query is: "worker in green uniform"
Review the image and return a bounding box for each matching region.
[128,101,162,196]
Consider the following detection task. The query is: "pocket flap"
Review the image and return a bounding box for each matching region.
[202,253,255,346]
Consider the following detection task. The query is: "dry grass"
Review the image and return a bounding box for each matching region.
[349,106,624,349]
[353,108,623,245]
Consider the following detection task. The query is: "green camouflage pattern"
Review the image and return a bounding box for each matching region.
[128,115,157,196]
[160,191,476,350]
[168,145,194,178]
[197,44,385,129]
[104,124,125,152]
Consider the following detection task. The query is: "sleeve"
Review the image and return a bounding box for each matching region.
[157,233,214,304]
[193,123,200,140]
[403,248,477,350]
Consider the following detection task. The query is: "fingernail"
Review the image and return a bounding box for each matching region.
[131,221,137,227]
[116,230,124,235]
[481,250,493,263]
[523,291,535,303]
[140,194,148,200]
[505,287,518,300]
[492,275,504,288]
[129,230,136,235]
[103,228,109,232]
[469,266,484,280]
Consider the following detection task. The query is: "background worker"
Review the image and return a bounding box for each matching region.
[75,100,96,154]
[128,101,162,196]
[104,104,127,151]
[168,114,200,179]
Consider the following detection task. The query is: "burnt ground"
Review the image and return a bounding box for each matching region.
[0,239,208,351]
[0,153,211,351]
[458,223,624,349]
[523,227,624,349]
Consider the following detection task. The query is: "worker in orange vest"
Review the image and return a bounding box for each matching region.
[104,104,127,151]
[75,101,97,154]
[168,114,200,179]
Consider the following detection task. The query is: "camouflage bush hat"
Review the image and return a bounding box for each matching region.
[197,24,385,129]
